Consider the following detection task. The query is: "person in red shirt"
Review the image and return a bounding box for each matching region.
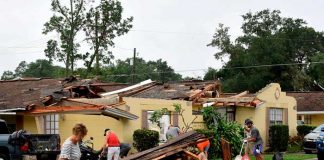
[196,138,210,159]
[102,128,120,160]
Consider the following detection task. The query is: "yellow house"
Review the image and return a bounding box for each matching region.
[0,78,298,150]
[287,92,324,126]
[0,78,219,150]
[196,83,297,146]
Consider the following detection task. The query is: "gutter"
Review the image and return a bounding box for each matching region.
[297,111,324,115]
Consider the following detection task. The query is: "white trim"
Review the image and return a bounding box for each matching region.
[298,111,324,115]
[0,112,16,115]
[0,108,25,112]
[101,79,153,97]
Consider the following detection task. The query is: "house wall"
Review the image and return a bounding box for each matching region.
[122,97,196,144]
[23,116,38,134]
[235,107,255,126]
[255,83,297,146]
[310,115,324,126]
[59,114,124,150]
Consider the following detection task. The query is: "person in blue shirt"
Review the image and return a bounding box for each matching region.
[316,127,324,160]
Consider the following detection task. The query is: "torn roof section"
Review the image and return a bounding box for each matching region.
[0,77,137,120]
[110,80,221,100]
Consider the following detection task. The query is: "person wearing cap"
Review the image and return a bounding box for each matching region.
[102,128,120,160]
[244,119,263,160]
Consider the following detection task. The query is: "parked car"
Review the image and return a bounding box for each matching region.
[304,124,324,153]
[0,119,60,160]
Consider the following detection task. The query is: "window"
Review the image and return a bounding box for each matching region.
[147,111,170,142]
[44,114,59,134]
[304,115,311,124]
[269,108,283,125]
[215,107,235,122]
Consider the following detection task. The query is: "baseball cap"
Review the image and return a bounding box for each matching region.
[245,119,253,125]
[104,128,110,136]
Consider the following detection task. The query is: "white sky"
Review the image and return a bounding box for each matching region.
[0,0,324,78]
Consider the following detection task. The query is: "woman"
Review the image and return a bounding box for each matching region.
[59,123,88,160]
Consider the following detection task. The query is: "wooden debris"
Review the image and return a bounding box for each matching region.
[123,131,206,160]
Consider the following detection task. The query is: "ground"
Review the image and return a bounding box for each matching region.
[211,153,317,160]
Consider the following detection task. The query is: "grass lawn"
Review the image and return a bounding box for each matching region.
[249,153,317,160]
[211,153,317,160]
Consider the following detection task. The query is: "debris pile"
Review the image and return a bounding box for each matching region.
[123,131,206,160]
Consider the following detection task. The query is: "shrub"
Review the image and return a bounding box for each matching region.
[133,129,159,152]
[297,125,316,137]
[269,125,289,151]
[195,129,218,159]
[201,106,243,158]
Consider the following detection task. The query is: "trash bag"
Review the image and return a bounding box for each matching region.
[272,152,283,160]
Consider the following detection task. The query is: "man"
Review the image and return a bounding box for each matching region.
[166,125,182,140]
[103,128,120,160]
[244,119,263,160]
[196,138,210,159]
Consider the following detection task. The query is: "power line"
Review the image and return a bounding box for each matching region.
[101,61,324,78]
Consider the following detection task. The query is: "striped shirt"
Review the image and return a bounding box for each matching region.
[59,138,81,160]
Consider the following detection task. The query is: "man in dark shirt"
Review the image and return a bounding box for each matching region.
[244,119,263,160]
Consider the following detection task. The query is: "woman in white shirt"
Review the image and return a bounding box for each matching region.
[59,123,88,160]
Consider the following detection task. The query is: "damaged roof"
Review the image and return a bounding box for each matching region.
[0,78,62,111]
[287,92,324,112]
[0,78,130,111]
[124,80,221,100]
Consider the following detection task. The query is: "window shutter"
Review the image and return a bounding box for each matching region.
[265,107,270,147]
[284,108,288,125]
[173,112,179,127]
[141,110,148,129]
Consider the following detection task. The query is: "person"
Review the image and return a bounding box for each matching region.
[166,125,182,140]
[244,123,253,155]
[244,119,263,160]
[103,128,120,160]
[196,138,210,159]
[59,123,88,160]
[316,127,324,160]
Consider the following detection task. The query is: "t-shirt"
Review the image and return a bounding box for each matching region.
[59,138,81,160]
[166,127,180,139]
[251,127,263,146]
[106,132,120,147]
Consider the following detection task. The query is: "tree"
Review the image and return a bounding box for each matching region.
[43,0,86,75]
[208,9,324,92]
[83,0,133,76]
[1,71,15,80]
[203,67,218,80]
[23,59,65,78]
[100,57,182,83]
[14,61,27,77]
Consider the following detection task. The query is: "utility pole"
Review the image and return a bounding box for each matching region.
[132,48,136,84]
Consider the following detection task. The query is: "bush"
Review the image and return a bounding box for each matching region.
[297,125,316,137]
[201,106,244,158]
[269,125,289,151]
[195,129,218,159]
[133,129,159,152]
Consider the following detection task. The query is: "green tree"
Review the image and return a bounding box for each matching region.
[23,59,64,78]
[203,67,218,80]
[100,58,182,83]
[83,0,133,76]
[1,71,15,80]
[14,61,28,77]
[208,9,324,92]
[43,0,86,75]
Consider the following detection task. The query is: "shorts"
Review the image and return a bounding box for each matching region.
[253,144,263,156]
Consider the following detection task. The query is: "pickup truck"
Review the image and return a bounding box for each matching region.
[0,119,60,160]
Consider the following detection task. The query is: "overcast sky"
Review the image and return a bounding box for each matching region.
[0,0,324,78]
